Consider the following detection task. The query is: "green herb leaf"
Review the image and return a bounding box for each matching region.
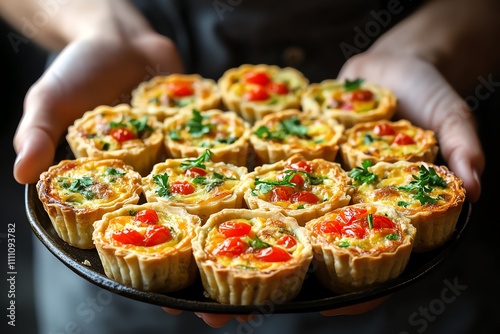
[349,160,378,185]
[105,167,125,177]
[397,165,447,205]
[62,176,95,200]
[338,241,350,248]
[367,213,373,229]
[185,109,213,138]
[344,78,364,92]
[253,116,310,141]
[249,236,270,249]
[385,234,399,241]
[191,176,224,193]
[153,173,171,198]
[180,149,213,170]
[253,170,325,194]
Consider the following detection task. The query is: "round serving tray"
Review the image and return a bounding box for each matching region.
[26,182,472,314]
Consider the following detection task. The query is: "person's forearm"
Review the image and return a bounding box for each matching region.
[370,0,500,95]
[0,0,152,50]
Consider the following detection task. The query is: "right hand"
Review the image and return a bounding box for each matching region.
[13,31,184,184]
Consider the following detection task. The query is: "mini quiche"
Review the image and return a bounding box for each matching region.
[142,150,248,223]
[218,64,309,123]
[130,74,221,121]
[36,158,142,249]
[240,154,352,226]
[349,160,466,252]
[93,202,201,292]
[192,208,312,305]
[301,78,397,128]
[66,104,164,176]
[340,119,438,170]
[305,203,415,293]
[250,109,345,165]
[163,108,251,166]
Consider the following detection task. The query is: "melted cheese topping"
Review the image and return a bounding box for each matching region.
[146,161,245,205]
[352,162,459,215]
[103,210,189,254]
[142,78,213,108]
[309,82,380,113]
[204,217,305,270]
[250,160,347,210]
[167,111,248,149]
[74,110,158,151]
[307,206,405,256]
[47,160,139,209]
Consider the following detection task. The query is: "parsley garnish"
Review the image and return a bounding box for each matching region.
[249,236,270,249]
[180,149,213,170]
[338,241,350,248]
[254,116,310,141]
[192,176,224,193]
[110,116,153,134]
[397,165,447,205]
[253,170,325,194]
[152,173,171,198]
[61,176,95,200]
[184,109,213,138]
[168,130,181,140]
[397,201,410,208]
[344,78,364,92]
[367,213,373,229]
[105,167,125,177]
[385,234,399,241]
[349,160,378,185]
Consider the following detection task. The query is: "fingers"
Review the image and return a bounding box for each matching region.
[320,295,390,316]
[162,307,183,315]
[194,313,235,328]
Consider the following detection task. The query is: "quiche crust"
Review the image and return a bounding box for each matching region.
[92,202,201,292]
[351,161,466,252]
[301,79,397,128]
[340,119,438,170]
[142,157,248,223]
[250,109,345,165]
[218,64,309,124]
[305,203,416,293]
[240,154,352,226]
[36,158,142,249]
[163,109,251,166]
[66,104,164,176]
[191,208,312,305]
[131,74,221,121]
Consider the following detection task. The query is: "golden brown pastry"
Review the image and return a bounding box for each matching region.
[36,158,142,249]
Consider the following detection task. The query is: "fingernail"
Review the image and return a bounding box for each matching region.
[14,152,23,167]
[194,312,203,319]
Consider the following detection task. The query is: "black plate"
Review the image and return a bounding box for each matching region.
[26,182,472,314]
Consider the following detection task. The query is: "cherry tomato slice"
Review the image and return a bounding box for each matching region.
[244,71,271,86]
[110,128,137,143]
[373,124,395,136]
[317,220,343,234]
[277,172,304,188]
[372,215,395,229]
[167,81,194,97]
[342,219,366,239]
[143,225,172,246]
[269,186,295,202]
[290,191,319,204]
[337,207,368,225]
[135,209,159,225]
[185,167,207,178]
[393,133,415,145]
[218,221,252,238]
[213,237,248,257]
[289,161,313,173]
[276,235,297,248]
[254,246,291,262]
[350,89,374,101]
[112,228,144,245]
[267,82,289,95]
[170,181,195,195]
[244,85,270,101]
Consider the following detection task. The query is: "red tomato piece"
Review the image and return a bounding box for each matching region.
[143,225,172,246]
[350,89,374,101]
[276,235,297,248]
[342,218,366,239]
[290,191,319,204]
[244,85,270,101]
[277,172,304,188]
[110,128,137,143]
[372,215,395,229]
[337,207,368,225]
[112,228,144,245]
[254,246,291,262]
[135,209,159,225]
[218,221,252,238]
[167,81,194,97]
[213,237,248,257]
[244,71,271,86]
[317,220,343,234]
[289,161,313,173]
[269,186,295,202]
[373,124,395,136]
[393,133,415,145]
[267,82,289,95]
[185,167,207,178]
[170,181,195,195]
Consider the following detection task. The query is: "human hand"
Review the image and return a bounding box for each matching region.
[13,31,183,184]
[338,51,484,202]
